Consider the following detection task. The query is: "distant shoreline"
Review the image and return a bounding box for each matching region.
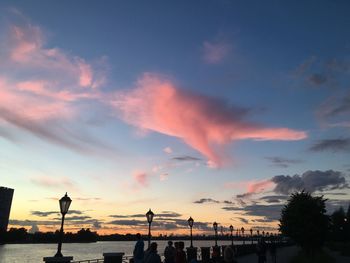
[0,237,260,245]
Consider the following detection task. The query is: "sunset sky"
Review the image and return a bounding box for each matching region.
[1,1,350,235]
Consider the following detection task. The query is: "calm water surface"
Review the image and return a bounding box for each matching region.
[0,240,249,263]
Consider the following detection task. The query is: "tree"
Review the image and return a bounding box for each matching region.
[279,191,328,252]
[330,207,346,242]
[5,227,29,243]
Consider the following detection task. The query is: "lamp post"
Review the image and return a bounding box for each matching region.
[250,228,253,244]
[188,217,194,248]
[213,222,218,246]
[229,225,234,246]
[146,209,154,248]
[241,227,245,245]
[55,193,72,257]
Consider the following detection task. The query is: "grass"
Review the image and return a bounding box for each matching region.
[289,249,335,263]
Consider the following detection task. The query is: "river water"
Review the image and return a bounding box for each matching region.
[0,240,249,263]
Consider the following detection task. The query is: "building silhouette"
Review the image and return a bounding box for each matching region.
[0,187,14,234]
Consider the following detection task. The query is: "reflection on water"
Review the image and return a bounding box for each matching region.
[0,240,248,263]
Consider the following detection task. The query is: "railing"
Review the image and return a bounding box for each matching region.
[72,255,133,263]
[71,240,288,263]
[71,259,103,263]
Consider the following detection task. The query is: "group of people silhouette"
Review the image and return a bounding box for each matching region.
[133,233,276,263]
[133,234,187,263]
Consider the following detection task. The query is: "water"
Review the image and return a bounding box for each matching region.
[0,240,250,263]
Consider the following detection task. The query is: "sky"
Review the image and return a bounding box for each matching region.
[1,0,350,235]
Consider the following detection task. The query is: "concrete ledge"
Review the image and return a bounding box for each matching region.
[103,252,125,263]
[103,252,125,257]
[43,256,73,263]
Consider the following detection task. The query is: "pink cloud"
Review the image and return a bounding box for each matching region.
[133,171,149,187]
[10,25,43,63]
[0,78,72,121]
[246,180,274,195]
[202,41,231,64]
[30,175,78,191]
[111,74,307,167]
[0,20,109,155]
[163,147,173,154]
[6,24,104,89]
[225,179,275,198]
[78,60,93,88]
[160,173,169,181]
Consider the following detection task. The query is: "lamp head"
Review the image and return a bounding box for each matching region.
[229,225,233,232]
[188,216,194,227]
[213,221,218,231]
[146,209,154,224]
[59,193,72,215]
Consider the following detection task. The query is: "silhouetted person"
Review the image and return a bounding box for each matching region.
[164,240,176,263]
[133,233,145,263]
[144,242,161,263]
[256,238,267,263]
[223,246,237,263]
[175,241,186,263]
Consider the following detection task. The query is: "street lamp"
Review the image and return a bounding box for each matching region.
[146,209,154,248]
[188,217,194,248]
[241,227,245,244]
[229,225,234,246]
[213,222,218,246]
[55,193,72,257]
[250,228,253,244]
[257,230,260,237]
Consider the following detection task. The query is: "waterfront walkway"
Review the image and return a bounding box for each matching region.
[238,246,350,263]
[325,248,350,263]
[237,245,299,263]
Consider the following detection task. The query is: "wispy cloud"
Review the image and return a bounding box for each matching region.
[293,57,350,89]
[265,156,303,168]
[222,204,283,221]
[309,138,350,152]
[31,210,83,217]
[0,14,111,156]
[259,195,288,203]
[133,171,150,187]
[193,198,220,204]
[172,155,202,162]
[31,211,58,217]
[109,211,181,219]
[108,212,211,231]
[202,40,231,64]
[235,180,275,198]
[163,147,173,154]
[317,93,350,124]
[30,175,78,191]
[111,74,307,167]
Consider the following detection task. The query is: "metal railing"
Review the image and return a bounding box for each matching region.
[71,259,104,263]
[72,255,133,263]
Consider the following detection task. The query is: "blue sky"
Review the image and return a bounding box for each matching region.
[0,1,349,234]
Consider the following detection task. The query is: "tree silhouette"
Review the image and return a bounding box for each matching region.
[330,207,346,242]
[279,191,328,252]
